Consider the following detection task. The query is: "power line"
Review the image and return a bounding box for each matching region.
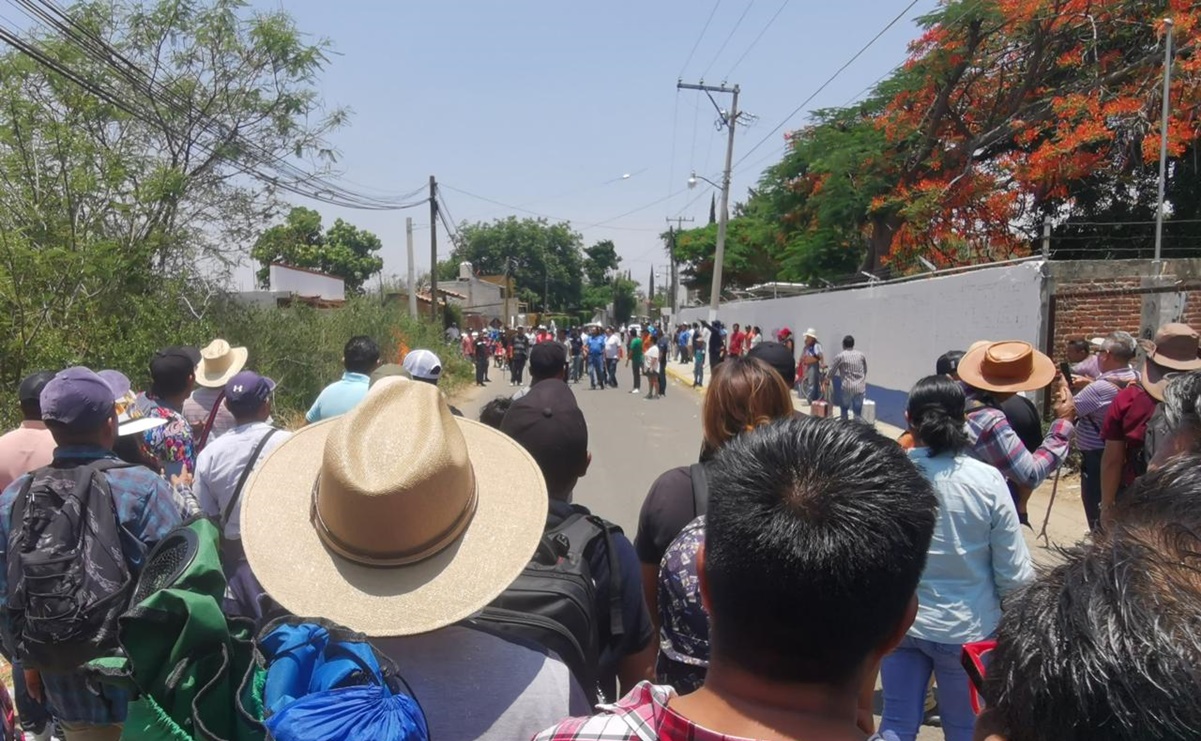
[726,0,788,77]
[700,0,756,80]
[732,0,922,170]
[678,0,722,77]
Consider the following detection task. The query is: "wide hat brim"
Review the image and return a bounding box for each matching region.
[196,346,249,388]
[1140,357,1180,402]
[958,343,1057,393]
[240,414,547,637]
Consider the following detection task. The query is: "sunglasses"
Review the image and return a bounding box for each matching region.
[961,639,996,714]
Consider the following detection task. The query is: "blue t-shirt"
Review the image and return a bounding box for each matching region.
[587,336,606,356]
[306,372,371,423]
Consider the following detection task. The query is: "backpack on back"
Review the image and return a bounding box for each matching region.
[6,459,134,671]
[477,509,624,704]
[1135,401,1170,477]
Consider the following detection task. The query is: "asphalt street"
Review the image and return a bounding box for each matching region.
[456,361,705,536]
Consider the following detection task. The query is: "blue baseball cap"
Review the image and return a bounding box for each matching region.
[40,367,117,431]
[224,371,276,415]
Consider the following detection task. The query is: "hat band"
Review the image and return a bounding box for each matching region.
[308,474,479,567]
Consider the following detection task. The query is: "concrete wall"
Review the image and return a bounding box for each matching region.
[678,260,1046,427]
[268,264,345,301]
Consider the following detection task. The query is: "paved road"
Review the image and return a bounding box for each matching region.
[456,364,705,536]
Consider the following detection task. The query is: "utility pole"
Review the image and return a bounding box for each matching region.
[665,216,695,317]
[503,257,512,327]
[406,217,417,318]
[1154,18,1174,263]
[678,80,743,321]
[429,175,438,323]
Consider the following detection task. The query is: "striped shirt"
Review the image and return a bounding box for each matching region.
[1073,367,1138,451]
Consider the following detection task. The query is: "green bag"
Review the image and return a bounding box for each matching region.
[87,517,266,741]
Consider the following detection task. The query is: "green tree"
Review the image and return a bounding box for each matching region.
[446,217,584,312]
[251,207,384,293]
[582,240,621,287]
[0,0,343,389]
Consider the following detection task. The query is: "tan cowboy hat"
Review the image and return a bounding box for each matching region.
[196,339,248,388]
[1139,323,1201,401]
[958,340,1056,393]
[240,377,547,636]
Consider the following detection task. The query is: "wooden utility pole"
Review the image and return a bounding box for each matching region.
[429,175,438,323]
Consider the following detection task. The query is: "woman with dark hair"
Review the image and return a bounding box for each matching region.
[880,376,1034,741]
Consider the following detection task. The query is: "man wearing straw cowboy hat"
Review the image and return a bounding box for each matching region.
[1100,323,1201,527]
[183,338,248,447]
[240,377,588,739]
[957,341,1076,501]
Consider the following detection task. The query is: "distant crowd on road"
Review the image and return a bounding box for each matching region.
[0,313,1198,740]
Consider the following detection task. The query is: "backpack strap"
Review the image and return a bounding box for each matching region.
[689,463,709,517]
[551,512,626,641]
[222,428,280,530]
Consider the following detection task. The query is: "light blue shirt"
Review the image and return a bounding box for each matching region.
[907,449,1034,644]
[305,372,371,423]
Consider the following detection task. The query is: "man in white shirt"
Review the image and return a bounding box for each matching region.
[604,327,623,388]
[192,370,290,617]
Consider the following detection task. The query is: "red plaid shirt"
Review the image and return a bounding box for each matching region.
[533,682,888,741]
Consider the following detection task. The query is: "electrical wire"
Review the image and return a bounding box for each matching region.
[732,0,923,170]
[678,0,722,77]
[725,0,788,77]
[1,0,424,210]
[700,0,756,80]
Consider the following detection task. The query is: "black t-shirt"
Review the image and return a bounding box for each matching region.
[635,466,702,566]
[570,337,583,357]
[474,339,490,360]
[511,335,530,359]
[1001,395,1042,452]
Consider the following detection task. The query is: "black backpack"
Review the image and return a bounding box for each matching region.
[689,463,710,516]
[6,459,135,672]
[477,508,624,704]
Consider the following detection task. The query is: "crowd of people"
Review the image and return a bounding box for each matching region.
[0,314,1197,740]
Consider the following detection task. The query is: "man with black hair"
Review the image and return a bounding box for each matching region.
[306,335,380,422]
[0,372,57,492]
[829,335,868,421]
[477,396,513,430]
[513,342,567,401]
[977,455,1201,741]
[510,326,530,386]
[134,346,200,477]
[537,416,937,741]
[501,380,655,703]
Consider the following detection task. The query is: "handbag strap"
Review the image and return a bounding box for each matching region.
[690,463,710,517]
[196,390,226,452]
[222,428,280,529]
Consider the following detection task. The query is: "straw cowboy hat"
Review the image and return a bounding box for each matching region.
[240,377,547,636]
[958,340,1056,393]
[1139,323,1201,401]
[803,328,818,340]
[195,339,248,388]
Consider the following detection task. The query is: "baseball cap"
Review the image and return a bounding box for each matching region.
[501,380,588,484]
[748,341,797,388]
[97,370,132,400]
[528,342,567,380]
[402,349,443,383]
[40,366,116,431]
[224,371,276,415]
[370,364,412,387]
[150,346,199,385]
[936,351,966,377]
[18,371,56,404]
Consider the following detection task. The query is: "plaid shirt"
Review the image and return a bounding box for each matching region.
[966,405,1073,490]
[533,682,890,741]
[0,445,183,724]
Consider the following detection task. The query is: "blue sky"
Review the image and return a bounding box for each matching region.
[236,0,941,291]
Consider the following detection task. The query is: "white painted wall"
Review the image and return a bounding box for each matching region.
[679,260,1046,425]
[268,264,345,300]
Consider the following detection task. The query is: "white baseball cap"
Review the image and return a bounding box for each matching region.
[402,349,443,382]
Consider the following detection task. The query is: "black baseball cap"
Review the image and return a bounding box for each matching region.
[18,371,56,404]
[936,350,966,377]
[501,379,588,483]
[748,341,797,388]
[529,342,567,380]
[150,346,199,383]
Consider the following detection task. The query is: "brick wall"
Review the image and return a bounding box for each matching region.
[1052,278,1145,354]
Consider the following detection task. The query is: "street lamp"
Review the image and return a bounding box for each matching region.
[687,171,731,321]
